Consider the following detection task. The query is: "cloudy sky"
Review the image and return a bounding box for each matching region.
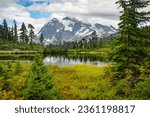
[0,0,148,33]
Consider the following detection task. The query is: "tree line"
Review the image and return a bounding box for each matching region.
[45,30,111,54]
[0,19,35,45]
[0,19,44,51]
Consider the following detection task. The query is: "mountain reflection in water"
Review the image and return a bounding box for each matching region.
[43,56,106,66]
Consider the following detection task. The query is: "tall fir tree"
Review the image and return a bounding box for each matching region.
[39,33,44,45]
[20,22,28,44]
[11,26,14,41]
[0,25,2,40]
[28,24,35,44]
[111,0,150,84]
[7,27,13,41]
[91,30,98,48]
[13,20,18,42]
[2,19,8,40]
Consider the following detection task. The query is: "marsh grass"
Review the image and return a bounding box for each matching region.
[0,62,149,100]
[48,64,113,99]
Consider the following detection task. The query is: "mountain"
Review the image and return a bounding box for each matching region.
[36,17,117,45]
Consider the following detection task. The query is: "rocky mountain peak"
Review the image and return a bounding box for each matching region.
[36,17,117,45]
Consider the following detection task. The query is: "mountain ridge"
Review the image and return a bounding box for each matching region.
[36,17,117,45]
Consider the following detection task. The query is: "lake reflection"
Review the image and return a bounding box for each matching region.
[0,54,106,66]
[43,56,106,66]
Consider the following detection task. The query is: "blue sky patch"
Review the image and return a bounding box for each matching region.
[16,0,51,7]
[30,11,51,19]
[16,0,51,19]
[16,0,33,7]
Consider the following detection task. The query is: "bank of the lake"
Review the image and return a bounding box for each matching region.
[0,53,107,66]
[0,50,42,54]
[45,48,111,61]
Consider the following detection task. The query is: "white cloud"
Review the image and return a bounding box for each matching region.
[27,0,120,28]
[0,0,149,33]
[0,0,16,7]
[29,0,47,1]
[0,0,48,33]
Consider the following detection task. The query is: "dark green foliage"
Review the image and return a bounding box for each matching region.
[0,25,3,39]
[111,0,150,82]
[140,26,150,70]
[0,40,44,51]
[20,22,28,44]
[24,54,57,100]
[0,20,43,51]
[0,63,14,92]
[2,19,8,40]
[39,33,44,45]
[13,20,18,41]
[28,24,35,44]
[10,26,14,41]
[0,19,15,42]
[133,78,150,99]
[90,30,98,48]
[0,19,40,49]
[0,57,57,100]
[0,63,7,77]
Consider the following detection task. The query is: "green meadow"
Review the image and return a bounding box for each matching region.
[0,60,149,100]
[48,64,108,99]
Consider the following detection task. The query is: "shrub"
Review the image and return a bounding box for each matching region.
[133,78,150,99]
[23,54,57,100]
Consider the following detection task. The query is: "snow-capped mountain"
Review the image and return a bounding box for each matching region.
[37,17,117,45]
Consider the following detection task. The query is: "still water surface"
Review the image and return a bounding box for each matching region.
[0,54,106,66]
[44,56,106,66]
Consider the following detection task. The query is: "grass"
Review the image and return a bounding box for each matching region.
[1,61,148,100]
[47,64,112,99]
[67,48,111,61]
[1,62,111,100]
[0,50,41,54]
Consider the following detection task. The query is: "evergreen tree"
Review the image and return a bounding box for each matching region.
[98,38,103,48]
[28,24,35,44]
[39,33,44,45]
[0,25,2,40]
[2,19,8,40]
[91,30,98,48]
[140,26,150,70]
[82,38,87,49]
[25,34,29,44]
[13,20,18,41]
[20,22,28,44]
[111,0,150,84]
[24,54,56,100]
[11,26,14,41]
[78,40,83,49]
[7,27,13,41]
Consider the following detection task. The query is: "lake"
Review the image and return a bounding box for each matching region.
[0,54,106,66]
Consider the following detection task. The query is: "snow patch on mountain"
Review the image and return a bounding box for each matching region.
[62,20,74,32]
[36,17,117,45]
